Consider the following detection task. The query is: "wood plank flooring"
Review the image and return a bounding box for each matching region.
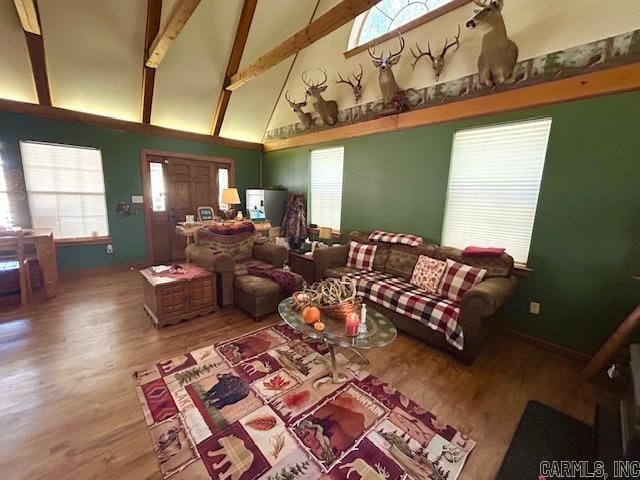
[0,270,608,480]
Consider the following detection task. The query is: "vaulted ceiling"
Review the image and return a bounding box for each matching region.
[1,0,639,145]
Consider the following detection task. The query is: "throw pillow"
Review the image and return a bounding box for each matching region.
[346,241,377,271]
[462,246,506,257]
[438,259,487,302]
[410,255,447,294]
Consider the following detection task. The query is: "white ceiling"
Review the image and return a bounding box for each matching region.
[0,0,638,144]
[0,0,37,104]
[39,0,146,122]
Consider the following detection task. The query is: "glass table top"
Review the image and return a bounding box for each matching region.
[278,297,397,349]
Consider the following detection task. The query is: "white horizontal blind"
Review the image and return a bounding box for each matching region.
[442,118,552,264]
[310,147,344,231]
[20,141,109,239]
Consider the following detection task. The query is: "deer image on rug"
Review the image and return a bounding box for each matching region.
[341,459,390,480]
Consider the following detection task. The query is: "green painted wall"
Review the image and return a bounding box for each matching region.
[263,91,640,353]
[0,110,261,271]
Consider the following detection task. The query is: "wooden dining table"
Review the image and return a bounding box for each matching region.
[0,228,58,299]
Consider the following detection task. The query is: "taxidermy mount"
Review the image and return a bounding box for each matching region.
[466,0,518,86]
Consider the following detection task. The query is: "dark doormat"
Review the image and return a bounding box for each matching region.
[496,400,593,480]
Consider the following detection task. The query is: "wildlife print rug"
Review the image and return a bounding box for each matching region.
[133,323,475,479]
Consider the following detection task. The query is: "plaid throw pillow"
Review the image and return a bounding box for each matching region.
[368,230,423,247]
[346,241,377,271]
[438,259,487,302]
[410,255,447,294]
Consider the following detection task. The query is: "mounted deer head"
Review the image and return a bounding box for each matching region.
[368,36,405,105]
[302,68,339,126]
[410,25,461,82]
[285,90,312,130]
[466,0,518,86]
[336,64,364,103]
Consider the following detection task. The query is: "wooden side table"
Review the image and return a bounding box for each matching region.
[288,251,316,284]
[140,267,218,327]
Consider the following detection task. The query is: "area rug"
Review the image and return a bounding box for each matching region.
[133,323,475,479]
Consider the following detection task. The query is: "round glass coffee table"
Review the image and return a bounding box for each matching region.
[278,297,397,385]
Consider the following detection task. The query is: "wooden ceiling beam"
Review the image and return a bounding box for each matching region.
[210,0,258,135]
[13,0,40,34]
[227,0,381,92]
[0,98,263,151]
[145,0,201,69]
[141,0,162,123]
[14,0,51,106]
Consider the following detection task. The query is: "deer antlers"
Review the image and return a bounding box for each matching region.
[368,35,405,63]
[472,0,503,8]
[285,90,307,107]
[336,64,364,102]
[301,68,328,89]
[410,25,461,80]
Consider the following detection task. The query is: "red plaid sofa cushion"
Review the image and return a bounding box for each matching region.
[346,241,377,270]
[345,270,463,350]
[438,259,487,303]
[368,230,423,247]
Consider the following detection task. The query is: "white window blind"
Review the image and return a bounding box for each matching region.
[442,118,552,264]
[20,141,109,239]
[310,147,344,231]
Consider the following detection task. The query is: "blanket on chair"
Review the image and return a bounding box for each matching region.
[206,221,255,235]
[246,266,298,295]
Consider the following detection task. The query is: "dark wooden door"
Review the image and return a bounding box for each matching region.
[167,159,217,260]
[145,154,229,264]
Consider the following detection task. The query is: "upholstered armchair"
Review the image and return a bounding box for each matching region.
[185,227,287,307]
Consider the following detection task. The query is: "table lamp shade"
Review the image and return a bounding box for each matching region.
[221,188,241,205]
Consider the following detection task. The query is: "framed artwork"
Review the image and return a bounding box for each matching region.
[197,206,215,222]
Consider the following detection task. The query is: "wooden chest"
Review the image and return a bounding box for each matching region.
[140,268,218,327]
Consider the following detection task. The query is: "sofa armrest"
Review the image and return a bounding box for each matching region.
[185,244,234,273]
[313,244,349,281]
[252,242,287,268]
[461,276,517,317]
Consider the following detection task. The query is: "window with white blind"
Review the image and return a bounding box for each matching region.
[310,147,344,231]
[442,118,552,264]
[20,141,109,240]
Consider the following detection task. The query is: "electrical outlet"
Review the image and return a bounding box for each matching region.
[106,244,114,254]
[529,301,541,315]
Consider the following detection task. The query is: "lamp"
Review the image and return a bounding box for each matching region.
[221,188,241,219]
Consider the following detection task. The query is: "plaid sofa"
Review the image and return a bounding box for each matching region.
[314,231,517,363]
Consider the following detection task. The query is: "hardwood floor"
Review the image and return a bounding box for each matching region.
[0,270,608,480]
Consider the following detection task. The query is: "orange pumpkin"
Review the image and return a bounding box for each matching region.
[313,321,325,332]
[302,306,321,325]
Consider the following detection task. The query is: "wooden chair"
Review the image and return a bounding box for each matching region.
[0,231,31,305]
